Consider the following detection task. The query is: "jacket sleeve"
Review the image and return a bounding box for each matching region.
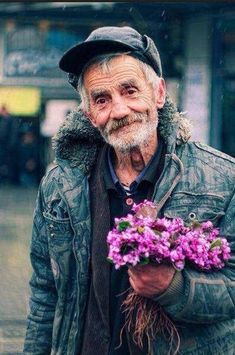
[155,188,235,324]
[24,182,57,354]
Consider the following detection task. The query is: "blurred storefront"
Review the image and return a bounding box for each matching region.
[0,2,234,183]
[182,9,235,157]
[0,87,40,184]
[0,5,83,180]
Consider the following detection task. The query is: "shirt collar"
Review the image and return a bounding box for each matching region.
[103,138,164,193]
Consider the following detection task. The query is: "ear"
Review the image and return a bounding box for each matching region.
[84,111,97,127]
[155,78,166,109]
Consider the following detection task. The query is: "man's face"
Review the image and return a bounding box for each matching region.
[84,55,166,152]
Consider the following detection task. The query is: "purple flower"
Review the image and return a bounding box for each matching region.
[106,200,231,271]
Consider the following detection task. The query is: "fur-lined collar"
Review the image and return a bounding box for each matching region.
[52,95,191,175]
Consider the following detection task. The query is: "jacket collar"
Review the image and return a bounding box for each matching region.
[53,95,191,175]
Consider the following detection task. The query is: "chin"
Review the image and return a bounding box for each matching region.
[102,120,157,152]
[108,136,146,153]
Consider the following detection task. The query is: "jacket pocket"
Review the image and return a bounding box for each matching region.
[43,210,74,277]
[43,210,73,244]
[163,192,225,225]
[43,211,76,298]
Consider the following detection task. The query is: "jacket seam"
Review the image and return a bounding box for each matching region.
[182,152,235,183]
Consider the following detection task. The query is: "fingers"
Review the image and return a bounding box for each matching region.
[129,264,145,272]
[128,268,148,295]
[128,275,135,290]
[128,268,140,291]
[128,272,152,298]
[128,265,146,277]
[127,263,175,297]
[128,267,140,280]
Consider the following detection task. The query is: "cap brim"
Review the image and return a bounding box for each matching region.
[59,40,136,76]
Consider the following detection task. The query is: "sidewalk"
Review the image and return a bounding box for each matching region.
[0,184,37,354]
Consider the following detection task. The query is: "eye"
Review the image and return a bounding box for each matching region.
[96,97,106,105]
[127,88,136,94]
[124,86,137,96]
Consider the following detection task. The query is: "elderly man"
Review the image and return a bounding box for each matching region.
[24,27,235,355]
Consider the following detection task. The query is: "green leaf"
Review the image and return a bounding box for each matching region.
[210,238,222,249]
[107,257,114,264]
[118,221,131,232]
[139,257,149,265]
[191,220,201,229]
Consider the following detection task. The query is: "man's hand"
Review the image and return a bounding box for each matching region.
[128,263,175,298]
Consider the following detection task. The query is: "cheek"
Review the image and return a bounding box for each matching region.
[90,110,109,128]
[127,96,156,112]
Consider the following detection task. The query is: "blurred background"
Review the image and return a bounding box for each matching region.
[0,2,234,353]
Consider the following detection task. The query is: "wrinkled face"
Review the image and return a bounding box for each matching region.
[83,55,166,152]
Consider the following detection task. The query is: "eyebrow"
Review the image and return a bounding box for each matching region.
[90,79,139,101]
[118,79,139,89]
[91,89,109,101]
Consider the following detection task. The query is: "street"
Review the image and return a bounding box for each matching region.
[0,185,37,354]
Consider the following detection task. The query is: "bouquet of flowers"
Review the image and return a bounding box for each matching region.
[107,200,231,354]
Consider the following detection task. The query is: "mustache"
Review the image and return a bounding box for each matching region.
[104,112,148,135]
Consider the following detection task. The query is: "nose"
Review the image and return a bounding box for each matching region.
[109,96,131,120]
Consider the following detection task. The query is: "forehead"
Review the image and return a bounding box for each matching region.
[83,55,147,90]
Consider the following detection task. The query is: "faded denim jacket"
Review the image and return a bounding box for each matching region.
[24,98,235,354]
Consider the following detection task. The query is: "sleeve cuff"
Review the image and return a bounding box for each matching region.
[152,270,184,307]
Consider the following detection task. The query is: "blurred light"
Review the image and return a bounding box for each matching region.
[0,87,41,116]
[41,99,77,137]
[5,20,16,32]
[50,2,114,8]
[38,20,50,31]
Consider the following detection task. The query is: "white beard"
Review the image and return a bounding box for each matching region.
[99,111,159,153]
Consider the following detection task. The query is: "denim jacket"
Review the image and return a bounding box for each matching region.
[24,99,235,354]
